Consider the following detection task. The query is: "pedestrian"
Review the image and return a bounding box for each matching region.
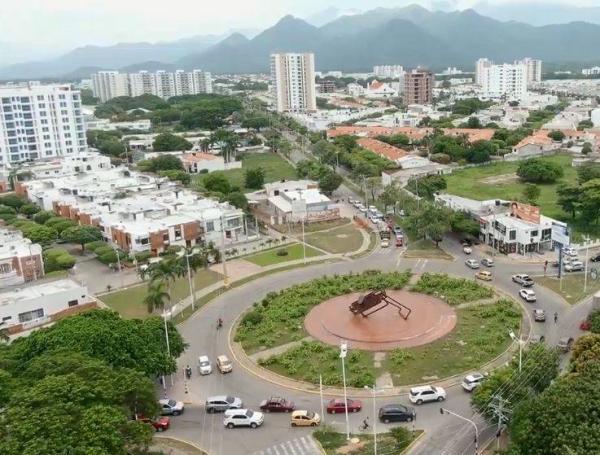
[554,312,558,324]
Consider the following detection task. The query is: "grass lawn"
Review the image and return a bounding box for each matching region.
[384,300,521,385]
[304,224,364,254]
[404,239,453,260]
[314,429,422,455]
[101,269,223,319]
[244,243,322,266]
[272,218,350,234]
[194,152,296,193]
[536,273,600,305]
[445,153,575,220]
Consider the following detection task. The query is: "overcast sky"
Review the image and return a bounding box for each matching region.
[0,0,596,51]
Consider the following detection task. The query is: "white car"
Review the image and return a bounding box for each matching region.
[159,398,185,416]
[198,355,212,375]
[481,257,494,267]
[224,409,264,429]
[512,274,534,287]
[519,288,537,302]
[463,246,472,254]
[408,385,446,405]
[563,247,578,257]
[461,373,486,392]
[358,205,367,213]
[565,260,584,272]
[381,239,390,248]
[465,259,480,269]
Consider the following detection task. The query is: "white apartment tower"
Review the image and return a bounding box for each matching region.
[480,63,528,101]
[128,71,157,97]
[174,70,195,96]
[154,71,176,99]
[0,83,87,164]
[191,70,213,95]
[515,58,542,84]
[373,65,405,78]
[270,53,317,113]
[91,71,129,102]
[475,58,494,86]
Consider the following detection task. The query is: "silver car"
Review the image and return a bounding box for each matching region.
[465,259,480,269]
[206,395,243,413]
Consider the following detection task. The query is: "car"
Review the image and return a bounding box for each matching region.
[381,238,390,248]
[461,238,473,247]
[135,414,170,432]
[159,399,185,416]
[512,274,534,287]
[198,355,212,375]
[591,253,600,262]
[533,309,546,322]
[326,398,362,414]
[463,246,472,254]
[398,209,406,217]
[529,334,545,344]
[465,259,479,269]
[358,205,367,213]
[348,199,356,205]
[223,409,264,429]
[395,236,404,247]
[378,404,416,423]
[216,355,233,373]
[393,226,403,235]
[290,410,321,427]
[481,257,495,267]
[565,260,584,272]
[461,373,486,392]
[557,337,574,353]
[563,247,578,257]
[205,395,243,413]
[368,205,377,213]
[519,289,537,302]
[260,396,295,413]
[475,270,492,281]
[408,385,446,405]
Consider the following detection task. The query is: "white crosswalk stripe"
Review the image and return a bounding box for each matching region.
[252,437,321,455]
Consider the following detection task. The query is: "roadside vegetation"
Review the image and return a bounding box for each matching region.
[411,273,494,306]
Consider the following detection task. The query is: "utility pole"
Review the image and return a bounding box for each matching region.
[489,395,511,450]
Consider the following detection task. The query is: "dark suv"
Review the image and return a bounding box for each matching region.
[378,404,416,423]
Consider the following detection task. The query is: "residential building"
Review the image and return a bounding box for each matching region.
[91,71,129,102]
[317,80,336,94]
[373,65,404,78]
[356,138,407,164]
[128,71,156,97]
[267,187,339,224]
[0,278,95,335]
[270,53,317,113]
[154,71,176,99]
[191,69,213,95]
[582,67,600,76]
[0,83,87,164]
[346,83,365,97]
[480,63,528,101]
[9,151,111,181]
[85,118,152,132]
[515,58,542,84]
[382,159,451,186]
[365,80,398,99]
[0,228,44,288]
[403,69,433,105]
[475,58,494,86]
[327,126,495,143]
[180,152,241,174]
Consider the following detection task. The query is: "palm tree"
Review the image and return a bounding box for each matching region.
[144,280,170,314]
[200,138,212,153]
[222,136,239,164]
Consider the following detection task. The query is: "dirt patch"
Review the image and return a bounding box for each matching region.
[479,173,519,185]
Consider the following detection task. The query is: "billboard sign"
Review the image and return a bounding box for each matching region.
[551,221,570,246]
[509,201,540,224]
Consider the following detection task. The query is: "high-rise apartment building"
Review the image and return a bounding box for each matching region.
[270,53,317,113]
[475,58,494,86]
[480,63,527,100]
[0,83,87,164]
[403,69,433,105]
[373,65,405,78]
[91,71,129,102]
[515,58,542,84]
[92,70,213,101]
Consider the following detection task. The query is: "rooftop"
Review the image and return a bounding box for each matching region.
[357,138,407,161]
[0,278,85,304]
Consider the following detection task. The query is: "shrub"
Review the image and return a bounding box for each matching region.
[389,427,413,449]
[590,310,600,334]
[134,251,153,263]
[276,249,289,257]
[411,273,493,305]
[389,349,415,367]
[85,240,107,253]
[517,158,564,184]
[44,248,76,272]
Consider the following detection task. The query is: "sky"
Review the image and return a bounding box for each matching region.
[0,0,596,52]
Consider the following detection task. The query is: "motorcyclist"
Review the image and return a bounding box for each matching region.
[185,365,192,379]
[217,317,223,329]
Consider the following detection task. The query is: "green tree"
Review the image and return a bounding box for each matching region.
[577,163,600,184]
[318,170,343,196]
[0,194,26,209]
[404,203,451,246]
[61,225,103,253]
[379,182,402,213]
[43,248,76,272]
[138,154,184,173]
[19,203,40,217]
[202,172,231,194]
[465,140,495,163]
[582,142,593,155]
[406,175,447,199]
[580,178,600,224]
[450,211,480,237]
[517,158,564,183]
[44,217,76,234]
[143,280,170,314]
[522,183,541,204]
[33,210,55,224]
[152,132,192,151]
[21,224,57,245]
[466,116,482,128]
[241,115,269,131]
[222,191,249,211]
[547,130,565,141]
[244,168,265,189]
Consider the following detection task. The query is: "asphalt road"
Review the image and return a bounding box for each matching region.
[162,229,592,455]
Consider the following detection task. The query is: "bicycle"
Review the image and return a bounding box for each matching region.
[358,420,370,432]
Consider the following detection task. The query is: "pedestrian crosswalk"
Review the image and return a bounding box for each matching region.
[251,436,321,455]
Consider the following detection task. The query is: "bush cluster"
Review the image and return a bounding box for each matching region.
[411,273,494,306]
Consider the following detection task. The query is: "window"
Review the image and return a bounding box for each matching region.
[509,230,516,241]
[18,308,44,323]
[0,263,12,274]
[140,238,149,245]
[68,299,78,307]
[174,228,182,239]
[206,221,214,232]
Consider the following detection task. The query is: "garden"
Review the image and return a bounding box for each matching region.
[411,273,494,305]
[243,243,322,266]
[314,426,420,455]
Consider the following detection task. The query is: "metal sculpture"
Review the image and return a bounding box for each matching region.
[349,290,412,319]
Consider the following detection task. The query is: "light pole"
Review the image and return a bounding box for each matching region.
[509,331,524,373]
[340,341,350,440]
[162,309,172,390]
[181,247,199,311]
[584,236,590,293]
[219,215,229,287]
[364,385,379,454]
[319,374,325,425]
[440,407,479,454]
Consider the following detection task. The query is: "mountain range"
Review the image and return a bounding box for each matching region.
[4,5,600,80]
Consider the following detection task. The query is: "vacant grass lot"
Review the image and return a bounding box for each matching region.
[445,154,575,220]
[385,300,521,385]
[244,243,322,266]
[194,152,296,192]
[536,273,600,305]
[101,269,223,319]
[404,239,453,260]
[272,218,350,234]
[304,224,364,254]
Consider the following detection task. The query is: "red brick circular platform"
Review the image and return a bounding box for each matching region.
[304,290,457,351]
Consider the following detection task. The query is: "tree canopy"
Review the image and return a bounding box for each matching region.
[152,132,192,152]
[517,158,564,183]
[138,155,184,173]
[244,168,265,190]
[61,225,103,252]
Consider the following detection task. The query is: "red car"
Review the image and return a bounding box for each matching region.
[327,398,363,414]
[580,319,592,331]
[135,414,170,432]
[259,397,295,413]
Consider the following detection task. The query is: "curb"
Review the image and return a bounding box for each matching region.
[401,430,426,455]
[154,435,210,455]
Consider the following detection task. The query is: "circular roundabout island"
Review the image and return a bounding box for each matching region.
[235,271,522,389]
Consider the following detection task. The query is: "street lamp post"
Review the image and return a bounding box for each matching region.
[182,247,199,312]
[162,309,172,390]
[509,331,524,373]
[440,407,479,454]
[364,385,379,455]
[340,341,350,440]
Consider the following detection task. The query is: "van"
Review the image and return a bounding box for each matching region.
[216,355,233,373]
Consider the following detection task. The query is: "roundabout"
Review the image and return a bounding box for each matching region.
[304,290,457,351]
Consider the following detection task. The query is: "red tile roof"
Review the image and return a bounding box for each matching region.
[181,152,218,162]
[357,138,408,161]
